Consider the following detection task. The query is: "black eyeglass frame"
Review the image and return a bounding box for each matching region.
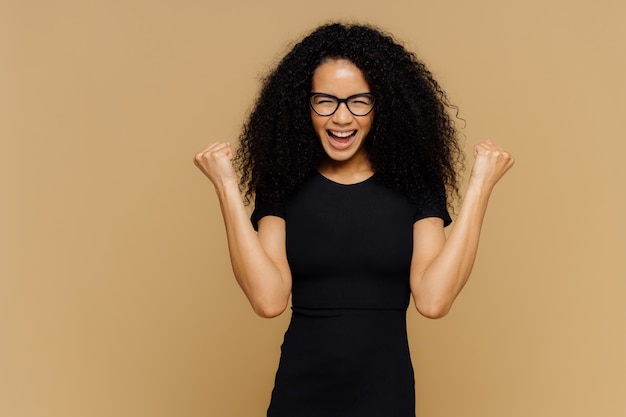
[308,92,376,117]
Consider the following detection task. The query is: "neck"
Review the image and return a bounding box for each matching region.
[317,154,373,184]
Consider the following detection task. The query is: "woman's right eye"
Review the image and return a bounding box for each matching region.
[314,97,334,104]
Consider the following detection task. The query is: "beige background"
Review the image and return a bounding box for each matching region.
[1,0,625,416]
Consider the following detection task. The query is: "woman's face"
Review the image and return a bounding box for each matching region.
[310,59,373,166]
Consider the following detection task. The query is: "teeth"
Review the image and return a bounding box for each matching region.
[330,130,355,138]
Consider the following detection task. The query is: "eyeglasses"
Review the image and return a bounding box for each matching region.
[309,93,375,117]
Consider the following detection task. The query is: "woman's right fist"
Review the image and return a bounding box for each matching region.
[194,142,238,189]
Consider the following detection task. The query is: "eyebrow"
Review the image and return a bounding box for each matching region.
[309,92,373,97]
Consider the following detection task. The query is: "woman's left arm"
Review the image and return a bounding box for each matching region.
[410,139,515,318]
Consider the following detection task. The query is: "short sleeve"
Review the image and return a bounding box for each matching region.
[250,191,285,231]
[413,184,452,227]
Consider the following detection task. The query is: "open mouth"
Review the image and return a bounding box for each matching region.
[327,130,356,147]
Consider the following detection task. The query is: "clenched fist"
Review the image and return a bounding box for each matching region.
[194,141,239,190]
[469,139,515,191]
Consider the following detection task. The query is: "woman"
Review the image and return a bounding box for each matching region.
[194,23,514,417]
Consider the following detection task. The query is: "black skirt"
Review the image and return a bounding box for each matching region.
[267,307,415,417]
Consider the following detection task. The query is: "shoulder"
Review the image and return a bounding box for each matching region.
[250,172,319,229]
[251,190,286,231]
[412,183,452,227]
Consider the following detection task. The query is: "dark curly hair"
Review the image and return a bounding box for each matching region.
[235,22,464,211]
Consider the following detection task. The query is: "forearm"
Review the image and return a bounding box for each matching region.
[216,183,291,317]
[414,184,491,317]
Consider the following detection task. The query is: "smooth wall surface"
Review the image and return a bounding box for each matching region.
[1,1,625,416]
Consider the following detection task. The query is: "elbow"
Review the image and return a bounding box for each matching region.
[415,299,452,320]
[252,299,287,318]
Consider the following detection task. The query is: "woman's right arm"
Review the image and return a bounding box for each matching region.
[194,142,292,318]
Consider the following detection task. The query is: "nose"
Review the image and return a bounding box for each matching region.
[331,102,352,124]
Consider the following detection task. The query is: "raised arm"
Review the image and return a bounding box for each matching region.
[410,139,515,318]
[194,142,292,318]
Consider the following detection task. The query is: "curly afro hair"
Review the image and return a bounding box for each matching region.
[235,22,464,211]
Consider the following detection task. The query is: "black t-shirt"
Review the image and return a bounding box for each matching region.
[251,171,451,310]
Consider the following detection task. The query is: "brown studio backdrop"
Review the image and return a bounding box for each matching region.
[1,0,625,416]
